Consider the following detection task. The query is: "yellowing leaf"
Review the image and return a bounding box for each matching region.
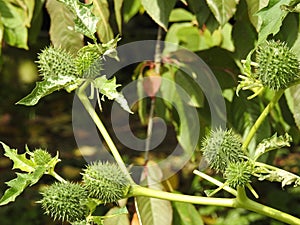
[92,0,114,43]
[46,0,84,54]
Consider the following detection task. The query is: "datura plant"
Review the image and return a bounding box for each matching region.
[2,0,300,225]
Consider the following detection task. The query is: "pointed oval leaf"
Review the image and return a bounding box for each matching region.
[135,162,172,225]
[172,201,204,225]
[256,0,290,44]
[285,84,300,131]
[141,0,176,30]
[103,207,130,225]
[114,0,123,33]
[93,0,114,43]
[245,0,269,31]
[169,8,195,22]
[123,0,141,23]
[206,0,239,26]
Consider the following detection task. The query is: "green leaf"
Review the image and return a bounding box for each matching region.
[103,207,130,225]
[93,0,114,43]
[253,133,292,160]
[0,20,3,55]
[28,0,45,43]
[46,0,84,54]
[281,0,300,12]
[205,0,239,26]
[160,70,199,156]
[16,75,83,106]
[58,0,99,40]
[232,0,257,59]
[0,167,46,206]
[93,76,133,113]
[285,84,300,131]
[4,24,28,49]
[0,0,27,27]
[135,161,172,225]
[1,142,35,173]
[245,0,269,31]
[187,0,219,32]
[256,0,290,44]
[255,164,300,188]
[0,0,34,49]
[164,22,193,53]
[172,201,204,225]
[114,0,123,33]
[141,0,176,30]
[169,8,195,22]
[123,0,141,23]
[175,70,204,108]
[164,22,234,53]
[24,0,35,28]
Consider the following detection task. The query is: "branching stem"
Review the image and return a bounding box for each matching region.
[76,81,134,183]
[242,89,285,151]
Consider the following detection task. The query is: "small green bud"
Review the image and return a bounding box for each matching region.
[76,44,103,78]
[82,161,130,203]
[39,182,87,222]
[33,149,52,165]
[36,46,78,79]
[201,128,244,172]
[224,161,253,188]
[255,40,300,90]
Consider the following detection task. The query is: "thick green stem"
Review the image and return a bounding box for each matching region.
[242,89,285,151]
[77,81,133,183]
[236,187,300,225]
[130,185,236,207]
[129,184,300,224]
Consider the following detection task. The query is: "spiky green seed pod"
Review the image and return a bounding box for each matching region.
[39,182,87,222]
[36,46,78,79]
[33,149,52,165]
[255,40,300,90]
[224,161,253,188]
[201,128,244,173]
[76,44,103,78]
[82,161,130,203]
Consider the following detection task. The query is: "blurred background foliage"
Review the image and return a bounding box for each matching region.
[1,0,300,224]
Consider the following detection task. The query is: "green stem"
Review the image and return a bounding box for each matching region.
[130,184,300,223]
[193,170,237,196]
[242,89,285,151]
[130,185,236,207]
[49,171,66,183]
[77,81,134,183]
[236,187,300,225]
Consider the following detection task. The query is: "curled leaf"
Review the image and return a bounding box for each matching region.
[253,133,292,160]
